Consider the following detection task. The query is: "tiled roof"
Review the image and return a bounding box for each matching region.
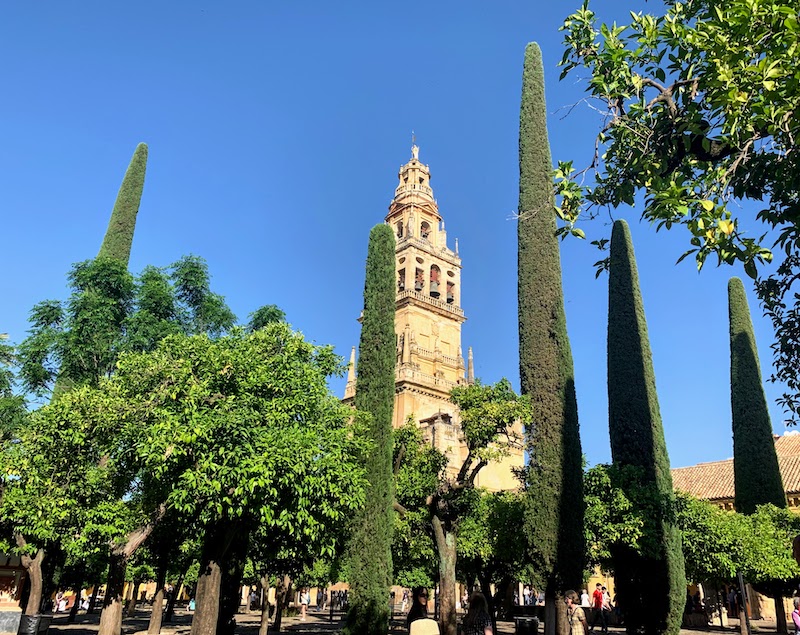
[670,434,800,501]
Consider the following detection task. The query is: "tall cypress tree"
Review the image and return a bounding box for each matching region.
[517,42,584,634]
[344,223,396,635]
[607,220,685,635]
[729,277,790,633]
[729,276,786,514]
[97,142,148,265]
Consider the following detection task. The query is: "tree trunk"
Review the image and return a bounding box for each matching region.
[539,587,569,635]
[88,583,100,614]
[433,517,458,635]
[216,528,250,635]
[258,575,271,635]
[774,594,787,635]
[272,575,290,633]
[147,562,168,635]
[67,588,81,623]
[98,553,127,635]
[163,570,185,623]
[20,548,45,616]
[125,580,142,617]
[190,522,238,635]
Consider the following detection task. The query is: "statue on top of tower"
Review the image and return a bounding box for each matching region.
[411,144,419,160]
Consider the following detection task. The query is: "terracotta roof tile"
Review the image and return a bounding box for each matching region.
[671,434,800,501]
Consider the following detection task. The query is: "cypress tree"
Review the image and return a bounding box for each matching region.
[517,42,584,634]
[97,142,148,265]
[729,277,789,633]
[607,220,685,635]
[729,276,786,514]
[344,223,396,635]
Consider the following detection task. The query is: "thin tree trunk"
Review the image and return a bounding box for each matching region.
[16,534,45,616]
[88,583,101,615]
[22,550,45,616]
[258,575,271,635]
[432,517,457,635]
[125,580,142,617]
[774,594,787,635]
[147,562,168,635]
[98,553,127,635]
[163,570,186,623]
[272,575,290,633]
[544,589,557,635]
[98,508,165,635]
[67,588,81,623]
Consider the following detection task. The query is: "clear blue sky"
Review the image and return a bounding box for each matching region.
[1,1,787,469]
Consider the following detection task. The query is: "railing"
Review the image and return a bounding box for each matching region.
[396,289,464,317]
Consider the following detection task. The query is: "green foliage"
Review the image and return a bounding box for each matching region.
[517,41,584,595]
[583,465,644,574]
[674,493,743,584]
[728,277,786,513]
[17,255,235,397]
[98,143,147,265]
[457,490,526,586]
[607,220,685,635]
[0,335,25,441]
[345,224,396,635]
[0,384,132,564]
[392,422,445,589]
[557,0,800,424]
[247,305,286,331]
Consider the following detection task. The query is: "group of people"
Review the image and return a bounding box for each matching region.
[406,587,494,635]
[565,583,615,635]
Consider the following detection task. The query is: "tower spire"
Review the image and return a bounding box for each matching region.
[344,346,357,399]
[468,347,475,383]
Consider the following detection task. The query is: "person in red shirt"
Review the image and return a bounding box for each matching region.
[589,584,608,633]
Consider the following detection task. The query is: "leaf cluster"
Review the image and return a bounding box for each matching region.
[557,0,800,422]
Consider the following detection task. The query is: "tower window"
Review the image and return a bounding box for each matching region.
[420,221,430,239]
[447,281,455,304]
[398,268,406,291]
[415,268,424,292]
[430,265,441,298]
[396,221,404,238]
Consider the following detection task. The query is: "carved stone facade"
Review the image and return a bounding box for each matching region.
[345,146,523,492]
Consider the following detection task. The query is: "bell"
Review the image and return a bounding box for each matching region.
[430,281,440,298]
[415,281,424,291]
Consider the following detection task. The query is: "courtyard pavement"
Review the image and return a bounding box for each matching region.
[43,606,786,635]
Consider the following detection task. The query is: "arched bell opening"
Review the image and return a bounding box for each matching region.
[420,221,430,240]
[429,265,441,298]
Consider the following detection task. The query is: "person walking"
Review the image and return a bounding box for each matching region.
[462,591,493,635]
[299,588,310,621]
[589,583,607,634]
[580,590,590,608]
[566,590,589,635]
[791,597,800,635]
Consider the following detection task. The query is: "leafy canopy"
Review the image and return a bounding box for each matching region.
[557,0,800,422]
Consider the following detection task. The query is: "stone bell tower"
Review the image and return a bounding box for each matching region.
[345,145,522,492]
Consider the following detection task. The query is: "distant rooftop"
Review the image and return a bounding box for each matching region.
[671,433,800,505]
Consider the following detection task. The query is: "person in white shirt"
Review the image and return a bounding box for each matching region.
[580,590,590,608]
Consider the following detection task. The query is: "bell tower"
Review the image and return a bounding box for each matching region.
[346,145,522,491]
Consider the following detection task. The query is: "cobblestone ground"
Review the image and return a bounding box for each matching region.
[45,606,782,635]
